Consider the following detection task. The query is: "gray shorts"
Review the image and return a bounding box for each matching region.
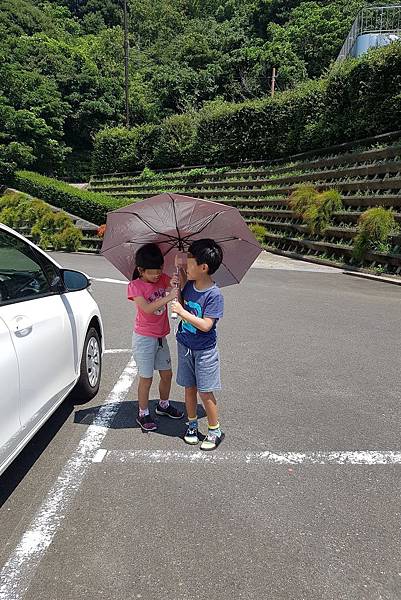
[176,342,221,392]
[132,333,172,378]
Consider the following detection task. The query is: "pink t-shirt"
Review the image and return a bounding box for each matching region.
[127,273,171,338]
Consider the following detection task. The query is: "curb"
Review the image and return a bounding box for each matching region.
[264,247,401,286]
[343,271,401,287]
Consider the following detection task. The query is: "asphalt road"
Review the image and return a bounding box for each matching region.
[1,252,401,600]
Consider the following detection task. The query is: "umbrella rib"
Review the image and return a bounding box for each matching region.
[101,211,183,253]
[162,240,181,258]
[181,211,227,240]
[102,235,179,254]
[221,261,241,284]
[189,234,261,250]
[169,194,184,251]
[181,234,239,245]
[110,211,178,241]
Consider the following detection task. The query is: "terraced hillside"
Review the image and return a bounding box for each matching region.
[88,134,401,274]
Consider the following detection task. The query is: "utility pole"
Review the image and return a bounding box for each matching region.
[123,0,130,128]
[271,67,277,97]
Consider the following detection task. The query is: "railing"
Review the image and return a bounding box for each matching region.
[337,4,401,61]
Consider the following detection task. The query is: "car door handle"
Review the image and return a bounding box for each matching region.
[12,316,33,336]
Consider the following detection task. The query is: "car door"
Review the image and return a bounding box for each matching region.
[0,315,21,473]
[0,228,76,433]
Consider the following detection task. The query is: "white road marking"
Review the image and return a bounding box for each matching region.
[104,349,132,354]
[0,359,137,600]
[92,449,108,463]
[91,277,127,285]
[93,449,401,466]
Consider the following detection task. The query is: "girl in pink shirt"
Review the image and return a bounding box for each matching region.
[128,243,184,431]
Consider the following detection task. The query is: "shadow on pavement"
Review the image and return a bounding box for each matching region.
[74,399,206,439]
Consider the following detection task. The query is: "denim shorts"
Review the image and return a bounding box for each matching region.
[132,333,172,378]
[176,342,221,392]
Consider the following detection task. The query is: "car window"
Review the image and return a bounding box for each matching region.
[0,230,56,305]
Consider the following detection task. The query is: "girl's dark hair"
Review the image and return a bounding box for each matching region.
[133,243,164,279]
[188,239,223,275]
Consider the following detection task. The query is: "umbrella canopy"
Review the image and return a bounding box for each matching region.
[101,193,262,287]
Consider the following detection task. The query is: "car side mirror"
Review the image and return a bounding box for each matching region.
[61,269,90,292]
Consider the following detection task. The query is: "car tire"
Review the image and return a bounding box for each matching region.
[73,327,102,401]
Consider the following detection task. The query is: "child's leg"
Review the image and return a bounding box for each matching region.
[133,333,156,414]
[176,343,197,439]
[198,391,218,427]
[138,376,152,411]
[185,386,198,420]
[136,376,157,431]
[156,369,184,419]
[199,391,223,450]
[159,369,172,401]
[183,386,199,444]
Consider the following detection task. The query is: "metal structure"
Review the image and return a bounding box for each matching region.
[337,4,401,61]
[123,0,130,128]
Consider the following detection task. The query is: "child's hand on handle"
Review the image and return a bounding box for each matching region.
[169,274,180,288]
[171,299,184,317]
[174,252,188,289]
[166,288,178,302]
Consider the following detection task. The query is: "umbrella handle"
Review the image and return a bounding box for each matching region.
[171,266,179,320]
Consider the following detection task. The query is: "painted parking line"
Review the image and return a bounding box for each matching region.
[92,448,401,466]
[0,359,137,600]
[104,349,132,354]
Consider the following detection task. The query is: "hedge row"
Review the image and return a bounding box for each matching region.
[12,171,125,224]
[92,41,401,173]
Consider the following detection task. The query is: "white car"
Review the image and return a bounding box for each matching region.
[0,223,104,476]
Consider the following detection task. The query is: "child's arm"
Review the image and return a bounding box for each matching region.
[133,289,177,314]
[165,269,186,291]
[170,300,215,333]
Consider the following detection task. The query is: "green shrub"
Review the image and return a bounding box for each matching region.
[0,191,28,213]
[304,189,343,235]
[91,127,140,174]
[248,223,266,243]
[13,171,124,224]
[92,124,161,174]
[30,209,80,251]
[139,167,157,181]
[0,192,26,227]
[288,185,317,218]
[0,192,50,229]
[53,227,83,252]
[353,207,399,260]
[289,186,342,234]
[185,167,208,181]
[154,113,198,167]
[0,189,83,251]
[135,124,162,167]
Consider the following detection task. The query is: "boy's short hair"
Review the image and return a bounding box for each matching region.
[133,243,164,279]
[188,239,223,275]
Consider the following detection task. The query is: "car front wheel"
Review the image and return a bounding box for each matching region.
[74,327,102,401]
